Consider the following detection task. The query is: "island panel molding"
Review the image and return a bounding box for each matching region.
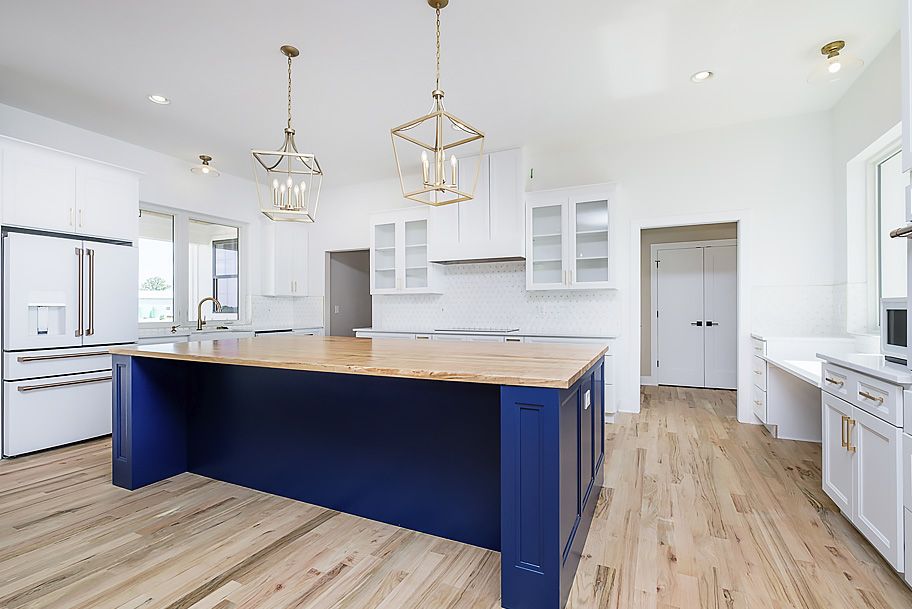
[110,335,608,390]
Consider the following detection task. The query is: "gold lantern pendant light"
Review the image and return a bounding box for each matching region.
[391,0,485,206]
[252,45,324,222]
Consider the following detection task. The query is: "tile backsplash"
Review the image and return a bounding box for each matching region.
[251,295,323,329]
[372,262,620,336]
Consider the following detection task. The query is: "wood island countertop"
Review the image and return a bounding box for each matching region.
[110,335,608,389]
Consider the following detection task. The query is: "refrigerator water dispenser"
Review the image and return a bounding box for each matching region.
[28,303,66,336]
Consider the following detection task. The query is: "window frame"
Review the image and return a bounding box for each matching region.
[138,203,248,329]
[867,142,903,331]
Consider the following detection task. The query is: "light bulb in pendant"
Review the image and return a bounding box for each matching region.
[286,176,293,189]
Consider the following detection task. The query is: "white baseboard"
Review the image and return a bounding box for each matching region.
[640,375,657,386]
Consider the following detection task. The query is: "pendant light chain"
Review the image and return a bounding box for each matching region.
[287,52,293,129]
[435,8,441,92]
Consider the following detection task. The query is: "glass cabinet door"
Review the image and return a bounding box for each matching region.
[530,203,565,286]
[373,222,397,291]
[572,199,609,284]
[404,219,429,289]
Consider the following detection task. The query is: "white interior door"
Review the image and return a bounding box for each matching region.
[703,245,737,389]
[83,241,138,346]
[656,247,705,387]
[3,232,82,350]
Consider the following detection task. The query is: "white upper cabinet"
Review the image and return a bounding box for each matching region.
[371,207,440,295]
[525,184,613,291]
[428,148,524,263]
[1,140,77,234]
[0,138,139,242]
[75,161,139,242]
[262,221,308,296]
[903,0,911,173]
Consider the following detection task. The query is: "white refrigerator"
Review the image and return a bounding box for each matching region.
[2,231,137,456]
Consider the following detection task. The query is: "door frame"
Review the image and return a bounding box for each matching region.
[324,248,371,337]
[649,239,737,385]
[630,211,752,423]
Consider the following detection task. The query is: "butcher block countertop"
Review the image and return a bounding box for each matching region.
[110,335,608,389]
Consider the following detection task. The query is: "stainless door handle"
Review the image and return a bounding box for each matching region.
[18,375,112,392]
[86,248,95,336]
[75,247,84,337]
[18,350,109,362]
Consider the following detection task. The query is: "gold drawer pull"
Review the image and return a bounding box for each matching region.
[754,399,762,406]
[18,375,112,393]
[753,370,762,375]
[840,415,848,447]
[846,418,856,452]
[858,391,884,404]
[824,377,844,387]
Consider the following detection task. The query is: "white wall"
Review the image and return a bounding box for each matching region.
[831,34,902,333]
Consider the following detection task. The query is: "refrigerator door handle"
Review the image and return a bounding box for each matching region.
[75,247,84,337]
[86,248,95,336]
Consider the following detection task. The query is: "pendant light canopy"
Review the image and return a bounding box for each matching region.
[807,40,863,85]
[391,0,485,207]
[252,45,324,223]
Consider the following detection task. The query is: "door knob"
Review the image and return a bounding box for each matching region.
[690,321,703,326]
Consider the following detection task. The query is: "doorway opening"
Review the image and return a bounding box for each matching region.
[641,223,738,392]
[325,250,372,337]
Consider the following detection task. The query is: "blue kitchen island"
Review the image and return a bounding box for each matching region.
[110,335,606,609]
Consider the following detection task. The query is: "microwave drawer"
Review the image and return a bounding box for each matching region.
[3,347,113,381]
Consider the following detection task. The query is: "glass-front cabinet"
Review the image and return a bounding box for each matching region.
[370,207,441,295]
[525,185,614,290]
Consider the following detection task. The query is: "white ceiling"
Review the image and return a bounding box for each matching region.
[0,0,901,185]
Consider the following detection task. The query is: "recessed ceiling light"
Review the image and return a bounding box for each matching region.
[691,70,714,83]
[147,94,171,105]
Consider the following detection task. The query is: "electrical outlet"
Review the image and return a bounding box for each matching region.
[584,390,591,409]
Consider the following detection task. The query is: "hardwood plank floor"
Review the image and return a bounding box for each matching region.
[1,386,910,608]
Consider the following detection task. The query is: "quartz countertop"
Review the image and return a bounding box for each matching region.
[111,335,608,389]
[816,352,912,385]
[762,356,821,387]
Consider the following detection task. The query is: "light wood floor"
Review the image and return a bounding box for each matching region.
[1,386,910,608]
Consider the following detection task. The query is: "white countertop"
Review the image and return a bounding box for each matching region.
[816,352,912,385]
[139,325,323,339]
[353,327,618,340]
[762,356,822,387]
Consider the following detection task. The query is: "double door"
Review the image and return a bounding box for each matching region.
[3,231,137,350]
[655,243,736,389]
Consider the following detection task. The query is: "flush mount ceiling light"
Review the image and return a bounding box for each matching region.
[190,155,220,177]
[690,70,714,83]
[251,45,324,223]
[147,94,170,105]
[390,0,485,207]
[807,40,863,84]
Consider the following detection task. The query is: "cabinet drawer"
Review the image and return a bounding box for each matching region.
[751,337,767,357]
[904,433,912,512]
[751,356,767,391]
[752,385,767,423]
[2,371,112,456]
[821,363,850,399]
[3,347,113,381]
[851,374,903,427]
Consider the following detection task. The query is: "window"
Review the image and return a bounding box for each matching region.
[876,149,906,303]
[138,210,175,323]
[188,219,239,321]
[137,207,245,326]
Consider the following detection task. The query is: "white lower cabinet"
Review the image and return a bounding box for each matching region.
[820,367,905,572]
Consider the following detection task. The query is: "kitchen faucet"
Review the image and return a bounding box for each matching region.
[196,296,222,331]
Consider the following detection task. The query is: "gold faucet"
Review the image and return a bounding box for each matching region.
[196,296,222,331]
